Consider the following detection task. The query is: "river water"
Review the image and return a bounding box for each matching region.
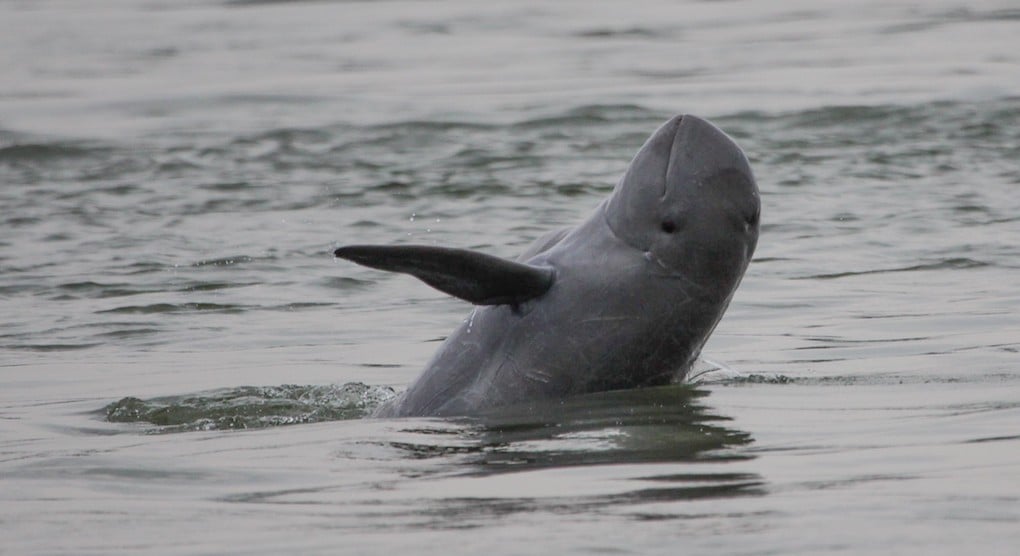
[2,1,1019,554]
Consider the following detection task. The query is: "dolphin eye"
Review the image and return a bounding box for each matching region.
[661,220,677,234]
[746,208,760,226]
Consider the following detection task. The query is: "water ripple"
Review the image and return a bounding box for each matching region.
[103,383,397,433]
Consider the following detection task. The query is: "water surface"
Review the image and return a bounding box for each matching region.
[2,1,1019,554]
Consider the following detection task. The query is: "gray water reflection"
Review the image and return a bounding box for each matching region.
[385,386,762,513]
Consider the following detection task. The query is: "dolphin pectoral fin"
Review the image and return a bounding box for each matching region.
[334,245,555,306]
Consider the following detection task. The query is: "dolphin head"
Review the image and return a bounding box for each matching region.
[605,115,760,299]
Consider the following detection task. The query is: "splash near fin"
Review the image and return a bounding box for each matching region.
[334,245,555,306]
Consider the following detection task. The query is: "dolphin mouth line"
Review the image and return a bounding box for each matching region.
[601,203,639,252]
[661,115,683,200]
[643,250,711,293]
[600,202,685,278]
[643,250,672,272]
[601,203,709,297]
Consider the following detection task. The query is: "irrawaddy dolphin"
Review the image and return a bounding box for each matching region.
[334,114,760,417]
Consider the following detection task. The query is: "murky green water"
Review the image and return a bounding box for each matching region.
[2,1,1019,554]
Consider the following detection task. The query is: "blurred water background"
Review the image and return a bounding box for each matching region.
[2,1,1019,554]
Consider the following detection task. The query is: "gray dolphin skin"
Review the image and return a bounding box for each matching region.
[334,115,760,417]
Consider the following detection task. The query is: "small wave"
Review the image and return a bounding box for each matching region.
[318,275,375,291]
[713,373,1020,388]
[716,373,796,385]
[191,255,256,268]
[512,104,661,129]
[367,120,495,133]
[96,302,249,314]
[103,382,397,433]
[238,127,333,145]
[56,281,152,299]
[573,27,662,39]
[198,181,252,192]
[2,342,101,352]
[798,257,989,280]
[685,358,747,383]
[114,261,173,276]
[178,280,257,292]
[0,141,112,163]
[785,104,919,127]
[266,302,335,311]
